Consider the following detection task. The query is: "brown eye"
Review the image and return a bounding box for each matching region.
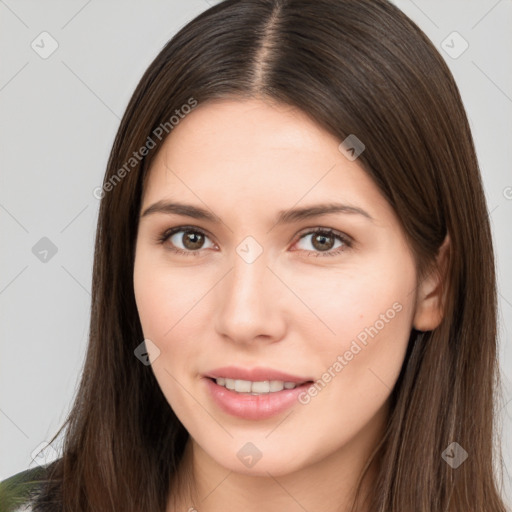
[158,227,215,254]
[294,228,352,257]
[157,226,351,258]
[180,230,205,250]
[311,232,335,251]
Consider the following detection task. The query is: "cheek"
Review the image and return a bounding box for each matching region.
[133,253,201,414]
[293,254,416,413]
[133,250,211,390]
[283,256,415,346]
[134,250,202,341]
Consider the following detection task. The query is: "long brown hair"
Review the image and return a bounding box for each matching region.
[33,0,509,510]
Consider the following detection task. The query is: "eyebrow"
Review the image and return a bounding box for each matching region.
[140,200,374,225]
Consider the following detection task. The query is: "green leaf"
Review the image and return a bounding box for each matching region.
[0,466,47,511]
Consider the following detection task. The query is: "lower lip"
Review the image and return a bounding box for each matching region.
[203,377,312,420]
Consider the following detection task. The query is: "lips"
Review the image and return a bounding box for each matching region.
[202,366,315,420]
[203,378,314,420]
[204,366,313,384]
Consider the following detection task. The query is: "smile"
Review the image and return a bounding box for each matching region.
[214,377,303,394]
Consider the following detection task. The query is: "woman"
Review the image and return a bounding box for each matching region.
[1,0,509,510]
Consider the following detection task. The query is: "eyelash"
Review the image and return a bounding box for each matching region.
[155,225,353,258]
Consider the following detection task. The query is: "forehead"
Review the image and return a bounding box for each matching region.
[141,98,393,226]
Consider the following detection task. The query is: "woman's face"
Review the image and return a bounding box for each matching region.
[133,98,423,478]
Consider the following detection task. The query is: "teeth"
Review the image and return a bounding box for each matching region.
[214,378,301,394]
[269,380,284,392]
[250,380,270,393]
[235,379,252,393]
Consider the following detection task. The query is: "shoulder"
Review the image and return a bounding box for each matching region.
[0,466,49,512]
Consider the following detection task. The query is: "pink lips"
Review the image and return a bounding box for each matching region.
[203,366,314,420]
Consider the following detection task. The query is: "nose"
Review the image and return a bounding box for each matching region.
[214,248,287,346]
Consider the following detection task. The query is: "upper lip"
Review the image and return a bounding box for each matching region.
[204,366,314,384]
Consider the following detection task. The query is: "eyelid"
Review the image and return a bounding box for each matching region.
[295,225,353,244]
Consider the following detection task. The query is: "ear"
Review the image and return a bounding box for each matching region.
[413,233,451,332]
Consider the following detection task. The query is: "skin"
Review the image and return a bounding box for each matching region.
[133,98,449,512]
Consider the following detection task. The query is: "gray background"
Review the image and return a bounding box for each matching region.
[1,0,511,504]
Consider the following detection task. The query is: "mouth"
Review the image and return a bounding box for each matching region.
[201,366,316,420]
[206,376,313,395]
